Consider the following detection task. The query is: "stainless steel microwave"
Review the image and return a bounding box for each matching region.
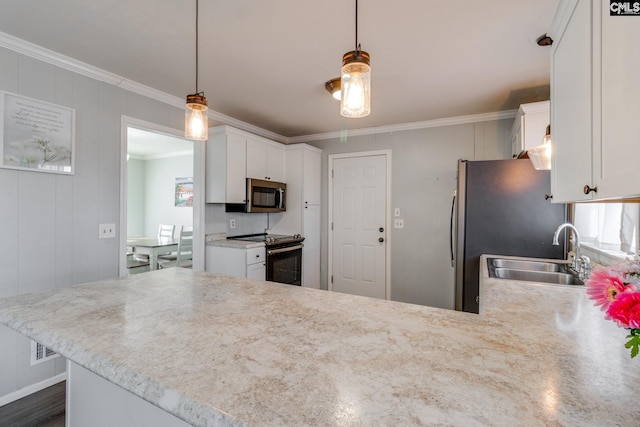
[246,178,286,213]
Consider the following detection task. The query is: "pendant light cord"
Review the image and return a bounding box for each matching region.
[355,0,360,52]
[195,0,199,93]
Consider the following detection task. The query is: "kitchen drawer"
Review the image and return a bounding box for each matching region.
[246,247,265,264]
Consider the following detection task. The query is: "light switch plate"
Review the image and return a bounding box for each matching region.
[394,219,404,229]
[99,223,116,239]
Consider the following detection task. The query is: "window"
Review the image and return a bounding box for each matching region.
[574,203,639,265]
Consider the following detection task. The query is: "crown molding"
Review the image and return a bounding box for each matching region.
[0,31,287,143]
[288,110,518,143]
[129,150,193,161]
[0,31,517,146]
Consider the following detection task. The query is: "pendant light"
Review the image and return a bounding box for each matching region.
[340,0,371,118]
[528,125,552,170]
[185,0,208,141]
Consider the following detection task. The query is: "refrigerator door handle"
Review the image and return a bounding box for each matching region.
[449,190,457,267]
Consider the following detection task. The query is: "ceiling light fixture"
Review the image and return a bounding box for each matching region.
[185,0,208,141]
[340,0,371,118]
[536,33,553,46]
[325,77,341,100]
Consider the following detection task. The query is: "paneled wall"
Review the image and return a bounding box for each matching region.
[307,120,511,309]
[0,46,183,403]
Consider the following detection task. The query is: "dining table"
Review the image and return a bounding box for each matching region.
[127,237,179,271]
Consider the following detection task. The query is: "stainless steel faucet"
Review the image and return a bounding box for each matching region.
[552,223,591,280]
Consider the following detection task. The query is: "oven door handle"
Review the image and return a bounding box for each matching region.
[267,244,304,255]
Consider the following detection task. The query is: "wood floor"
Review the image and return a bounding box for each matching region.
[0,381,65,427]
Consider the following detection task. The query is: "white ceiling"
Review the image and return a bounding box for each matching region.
[127,128,192,158]
[0,0,559,139]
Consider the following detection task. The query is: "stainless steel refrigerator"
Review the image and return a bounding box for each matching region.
[451,159,567,313]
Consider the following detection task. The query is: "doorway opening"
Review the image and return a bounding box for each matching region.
[119,117,205,276]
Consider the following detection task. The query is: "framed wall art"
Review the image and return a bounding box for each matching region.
[0,91,76,174]
[175,177,194,207]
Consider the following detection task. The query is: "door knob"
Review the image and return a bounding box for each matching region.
[379,227,384,232]
[378,237,384,243]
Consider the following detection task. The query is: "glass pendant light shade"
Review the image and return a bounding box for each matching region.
[528,125,552,170]
[185,93,208,141]
[340,50,371,118]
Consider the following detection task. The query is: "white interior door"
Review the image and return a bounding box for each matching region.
[331,154,388,299]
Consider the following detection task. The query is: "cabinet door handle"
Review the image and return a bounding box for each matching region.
[583,185,598,195]
[544,194,553,200]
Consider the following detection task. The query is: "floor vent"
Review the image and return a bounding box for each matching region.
[30,340,60,366]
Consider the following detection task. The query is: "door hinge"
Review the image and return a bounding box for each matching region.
[331,222,334,231]
[331,275,333,284]
[331,169,334,178]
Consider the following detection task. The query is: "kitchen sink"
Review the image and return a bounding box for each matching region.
[487,257,583,286]
[490,258,563,272]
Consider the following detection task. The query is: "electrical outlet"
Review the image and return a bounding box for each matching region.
[229,219,236,229]
[394,218,404,229]
[99,223,116,239]
[394,208,400,217]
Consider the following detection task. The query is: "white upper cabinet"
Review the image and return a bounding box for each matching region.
[206,126,288,204]
[550,0,640,202]
[246,137,286,183]
[511,101,550,159]
[595,0,640,199]
[206,127,247,204]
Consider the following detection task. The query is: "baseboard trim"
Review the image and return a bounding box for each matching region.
[0,373,67,407]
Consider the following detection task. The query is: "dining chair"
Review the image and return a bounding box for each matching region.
[158,226,193,269]
[158,224,175,240]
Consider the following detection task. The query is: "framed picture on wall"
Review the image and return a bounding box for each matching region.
[175,177,193,207]
[0,91,75,175]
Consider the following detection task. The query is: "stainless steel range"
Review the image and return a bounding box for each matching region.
[230,234,305,286]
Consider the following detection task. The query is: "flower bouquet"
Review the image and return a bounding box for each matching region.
[586,259,640,358]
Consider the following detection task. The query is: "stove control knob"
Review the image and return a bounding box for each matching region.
[294,234,301,239]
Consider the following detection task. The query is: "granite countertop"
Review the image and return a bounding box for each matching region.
[0,257,638,426]
[205,233,264,249]
[205,239,265,249]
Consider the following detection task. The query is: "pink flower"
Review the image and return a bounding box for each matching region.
[606,292,640,329]
[585,268,636,311]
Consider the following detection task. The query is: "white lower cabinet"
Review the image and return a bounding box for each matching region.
[205,246,266,280]
[68,361,191,427]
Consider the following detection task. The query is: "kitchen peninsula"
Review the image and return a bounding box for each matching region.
[0,259,638,426]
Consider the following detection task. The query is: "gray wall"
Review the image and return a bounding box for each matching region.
[306,120,511,309]
[127,154,194,238]
[204,204,286,237]
[142,154,194,237]
[0,46,184,402]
